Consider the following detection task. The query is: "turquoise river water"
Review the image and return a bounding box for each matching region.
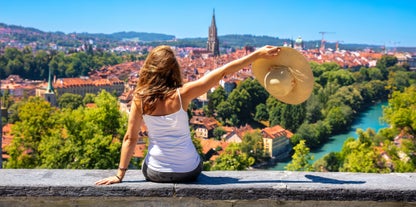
[272,101,389,170]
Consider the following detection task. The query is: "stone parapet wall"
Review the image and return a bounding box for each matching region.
[0,169,415,206]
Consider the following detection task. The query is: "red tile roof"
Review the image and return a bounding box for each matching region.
[262,125,293,139]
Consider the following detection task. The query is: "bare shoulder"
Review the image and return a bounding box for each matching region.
[178,84,196,105]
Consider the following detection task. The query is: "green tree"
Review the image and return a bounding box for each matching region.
[313,152,342,172]
[285,140,314,171]
[207,86,226,116]
[5,91,127,169]
[339,138,378,173]
[326,86,363,112]
[387,71,411,92]
[292,121,331,149]
[254,103,268,122]
[5,97,58,168]
[367,67,384,81]
[227,88,251,126]
[7,101,25,124]
[210,143,255,170]
[93,90,126,136]
[320,69,355,87]
[83,93,96,105]
[376,55,398,69]
[280,103,307,132]
[305,94,323,123]
[382,140,415,173]
[34,50,50,79]
[383,86,416,130]
[269,101,306,132]
[58,93,84,109]
[325,105,353,133]
[213,127,226,140]
[241,131,264,162]
[238,78,269,112]
[216,101,234,125]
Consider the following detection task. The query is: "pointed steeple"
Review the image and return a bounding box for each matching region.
[211,9,216,29]
[46,68,54,94]
[44,68,57,106]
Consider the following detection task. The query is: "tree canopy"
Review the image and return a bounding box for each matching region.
[5,91,127,169]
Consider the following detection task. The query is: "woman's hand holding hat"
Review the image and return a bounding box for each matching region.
[252,46,314,105]
[254,45,281,60]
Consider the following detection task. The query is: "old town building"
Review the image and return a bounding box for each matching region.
[262,125,293,159]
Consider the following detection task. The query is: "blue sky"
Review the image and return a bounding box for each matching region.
[1,0,415,47]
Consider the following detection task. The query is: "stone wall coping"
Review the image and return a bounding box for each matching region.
[0,169,415,202]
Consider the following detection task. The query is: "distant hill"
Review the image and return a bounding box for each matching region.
[1,22,415,53]
[76,31,175,42]
[0,23,175,44]
[153,34,388,52]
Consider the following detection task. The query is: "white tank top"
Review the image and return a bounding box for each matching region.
[142,89,200,172]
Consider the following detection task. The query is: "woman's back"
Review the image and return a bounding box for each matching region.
[145,89,187,116]
[142,89,200,173]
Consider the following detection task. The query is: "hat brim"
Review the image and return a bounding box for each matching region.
[252,47,314,105]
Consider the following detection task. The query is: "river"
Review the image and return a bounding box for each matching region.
[271,101,389,170]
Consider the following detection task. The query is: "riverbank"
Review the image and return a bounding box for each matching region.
[271,101,389,170]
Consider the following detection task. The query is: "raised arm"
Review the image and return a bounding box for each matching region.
[181,45,280,102]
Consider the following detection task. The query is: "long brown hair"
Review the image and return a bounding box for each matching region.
[134,45,183,114]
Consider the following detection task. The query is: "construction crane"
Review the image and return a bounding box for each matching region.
[319,31,335,51]
[335,40,344,51]
[323,39,344,51]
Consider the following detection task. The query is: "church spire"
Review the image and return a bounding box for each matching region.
[46,68,54,93]
[211,9,216,28]
[207,9,220,56]
[44,68,57,107]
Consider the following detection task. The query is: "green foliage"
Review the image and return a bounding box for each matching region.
[376,55,398,69]
[313,152,342,172]
[58,93,84,109]
[238,78,269,112]
[5,91,127,169]
[0,47,122,80]
[268,100,306,132]
[326,85,363,112]
[292,121,331,148]
[325,105,353,133]
[213,127,226,140]
[207,86,226,117]
[285,140,314,171]
[191,129,204,158]
[320,69,356,87]
[387,71,411,92]
[254,103,268,122]
[83,93,96,105]
[216,101,234,125]
[305,94,323,123]
[339,138,378,173]
[212,78,269,126]
[383,86,416,130]
[358,80,388,103]
[210,143,255,170]
[241,131,265,162]
[5,97,58,168]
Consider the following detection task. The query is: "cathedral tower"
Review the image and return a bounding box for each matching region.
[207,9,220,56]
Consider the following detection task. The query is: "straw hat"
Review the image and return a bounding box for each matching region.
[252,47,314,105]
